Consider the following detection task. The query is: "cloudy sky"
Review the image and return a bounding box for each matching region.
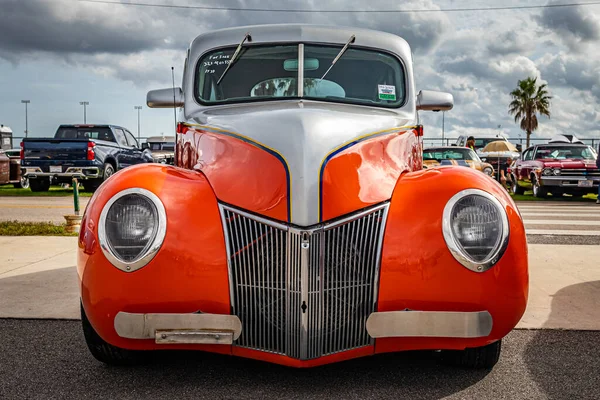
[1,0,599,144]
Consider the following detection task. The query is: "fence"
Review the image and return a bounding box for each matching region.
[10,135,600,150]
[423,137,599,148]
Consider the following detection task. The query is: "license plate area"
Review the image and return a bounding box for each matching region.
[578,180,594,187]
[49,166,62,173]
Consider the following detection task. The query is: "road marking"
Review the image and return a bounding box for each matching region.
[518,206,599,211]
[520,213,600,218]
[518,203,600,236]
[526,229,600,236]
[523,220,600,226]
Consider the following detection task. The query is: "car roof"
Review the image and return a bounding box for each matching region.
[424,146,471,150]
[189,24,411,60]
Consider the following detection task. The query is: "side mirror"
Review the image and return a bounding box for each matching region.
[141,142,149,150]
[416,90,454,112]
[147,87,184,108]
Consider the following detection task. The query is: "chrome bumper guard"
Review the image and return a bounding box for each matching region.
[540,176,600,187]
[23,167,100,179]
[114,312,242,345]
[366,311,493,338]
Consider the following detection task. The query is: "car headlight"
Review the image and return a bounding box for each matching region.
[553,168,561,176]
[442,189,509,272]
[542,168,553,176]
[98,188,167,272]
[483,167,493,176]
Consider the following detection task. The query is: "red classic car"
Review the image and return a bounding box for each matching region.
[78,24,528,370]
[509,143,599,197]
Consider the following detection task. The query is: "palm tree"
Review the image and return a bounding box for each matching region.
[508,77,551,148]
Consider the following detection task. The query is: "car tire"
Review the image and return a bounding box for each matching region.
[442,340,502,369]
[81,302,147,365]
[29,178,50,192]
[13,176,29,189]
[532,176,548,198]
[83,163,115,192]
[511,175,525,195]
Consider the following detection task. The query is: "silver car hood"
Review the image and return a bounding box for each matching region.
[188,100,414,226]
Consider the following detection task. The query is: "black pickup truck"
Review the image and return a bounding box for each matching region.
[21,125,152,192]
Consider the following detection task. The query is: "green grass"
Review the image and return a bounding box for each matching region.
[511,191,598,202]
[0,221,78,236]
[0,184,92,197]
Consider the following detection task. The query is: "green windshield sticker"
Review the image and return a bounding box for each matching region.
[378,84,396,101]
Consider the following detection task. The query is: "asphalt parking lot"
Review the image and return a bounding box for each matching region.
[0,320,598,400]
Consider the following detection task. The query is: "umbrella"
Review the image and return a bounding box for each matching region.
[481,140,518,153]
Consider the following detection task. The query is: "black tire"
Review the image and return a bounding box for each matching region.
[532,176,548,198]
[442,340,502,369]
[13,176,29,189]
[511,174,525,195]
[29,178,50,192]
[81,302,146,365]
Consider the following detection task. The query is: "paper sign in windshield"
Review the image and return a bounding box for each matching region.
[378,85,396,101]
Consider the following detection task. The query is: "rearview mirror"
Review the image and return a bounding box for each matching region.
[416,90,454,112]
[147,87,184,108]
[284,58,320,71]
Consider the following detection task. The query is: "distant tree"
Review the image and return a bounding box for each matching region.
[508,77,551,148]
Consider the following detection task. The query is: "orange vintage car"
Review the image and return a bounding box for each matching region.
[78,25,528,369]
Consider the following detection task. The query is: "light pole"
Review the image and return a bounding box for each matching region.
[79,101,89,123]
[21,100,30,138]
[134,106,142,141]
[442,111,445,145]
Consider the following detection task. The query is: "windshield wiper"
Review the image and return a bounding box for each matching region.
[320,34,356,80]
[217,32,252,85]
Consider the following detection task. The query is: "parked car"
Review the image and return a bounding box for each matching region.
[0,149,28,188]
[21,124,152,192]
[79,25,527,370]
[142,136,175,164]
[423,146,494,177]
[455,134,519,151]
[508,143,599,197]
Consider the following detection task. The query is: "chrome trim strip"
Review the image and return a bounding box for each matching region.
[297,43,304,98]
[366,311,493,338]
[442,189,510,273]
[98,188,167,273]
[114,312,242,340]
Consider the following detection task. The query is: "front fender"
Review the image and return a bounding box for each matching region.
[376,166,528,352]
[78,164,231,351]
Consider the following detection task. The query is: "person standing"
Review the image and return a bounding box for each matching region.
[466,136,476,150]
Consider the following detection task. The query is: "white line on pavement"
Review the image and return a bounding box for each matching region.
[517,206,599,211]
[523,220,600,226]
[521,213,600,218]
[526,229,600,236]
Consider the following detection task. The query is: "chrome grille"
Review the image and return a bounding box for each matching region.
[559,168,600,177]
[220,203,389,360]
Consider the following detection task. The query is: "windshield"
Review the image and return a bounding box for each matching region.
[196,44,405,108]
[535,146,596,160]
[424,148,480,162]
[149,143,175,151]
[55,127,114,141]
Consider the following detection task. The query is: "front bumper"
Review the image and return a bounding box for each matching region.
[113,310,492,345]
[540,176,600,188]
[23,167,101,180]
